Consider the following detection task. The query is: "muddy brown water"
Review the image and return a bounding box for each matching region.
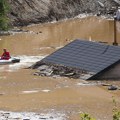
[0,16,120,120]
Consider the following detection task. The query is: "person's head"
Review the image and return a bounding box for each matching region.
[3,49,7,52]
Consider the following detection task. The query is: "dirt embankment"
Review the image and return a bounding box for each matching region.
[8,0,120,26]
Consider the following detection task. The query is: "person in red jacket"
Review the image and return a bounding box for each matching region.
[0,49,11,60]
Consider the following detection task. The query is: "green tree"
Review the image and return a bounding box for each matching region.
[0,0,10,31]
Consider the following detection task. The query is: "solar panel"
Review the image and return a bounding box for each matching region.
[42,39,120,76]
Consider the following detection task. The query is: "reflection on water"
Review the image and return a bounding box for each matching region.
[21,89,51,94]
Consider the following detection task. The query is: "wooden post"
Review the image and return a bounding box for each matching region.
[113,18,118,46]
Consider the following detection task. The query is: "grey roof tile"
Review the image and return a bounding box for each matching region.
[42,39,120,75]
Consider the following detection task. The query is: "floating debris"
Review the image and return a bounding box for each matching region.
[108,85,118,90]
[32,62,89,79]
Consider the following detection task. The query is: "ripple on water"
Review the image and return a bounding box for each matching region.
[76,81,102,86]
[21,89,51,94]
[22,90,39,94]
[0,55,45,72]
[41,89,51,93]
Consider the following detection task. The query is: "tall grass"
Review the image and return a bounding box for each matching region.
[112,97,120,120]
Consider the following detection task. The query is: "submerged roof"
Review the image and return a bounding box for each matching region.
[41,39,120,79]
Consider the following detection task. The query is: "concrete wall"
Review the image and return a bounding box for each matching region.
[97,63,120,80]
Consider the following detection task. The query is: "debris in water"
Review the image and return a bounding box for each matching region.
[32,62,89,79]
[108,85,118,90]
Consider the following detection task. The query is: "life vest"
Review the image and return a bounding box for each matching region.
[1,52,11,60]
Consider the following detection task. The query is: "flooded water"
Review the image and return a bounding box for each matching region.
[0,16,120,120]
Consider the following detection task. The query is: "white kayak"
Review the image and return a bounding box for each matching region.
[0,57,20,65]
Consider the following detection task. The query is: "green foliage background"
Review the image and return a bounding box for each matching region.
[0,0,10,31]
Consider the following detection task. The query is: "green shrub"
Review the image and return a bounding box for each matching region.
[113,111,120,120]
[80,113,96,120]
[0,16,9,30]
